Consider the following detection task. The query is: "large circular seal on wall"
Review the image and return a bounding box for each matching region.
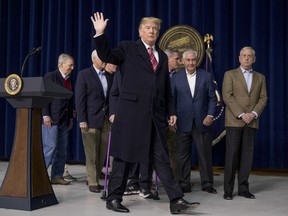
[4,74,23,95]
[158,25,205,67]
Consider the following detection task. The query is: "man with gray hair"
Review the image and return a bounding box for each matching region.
[170,49,217,194]
[75,50,114,193]
[42,53,75,185]
[222,46,267,200]
[164,48,180,78]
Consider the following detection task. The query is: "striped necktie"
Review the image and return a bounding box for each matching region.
[148,47,157,73]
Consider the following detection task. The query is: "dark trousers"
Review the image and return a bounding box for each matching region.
[167,128,178,180]
[127,163,139,186]
[107,125,183,202]
[224,126,256,194]
[127,162,153,190]
[176,124,214,188]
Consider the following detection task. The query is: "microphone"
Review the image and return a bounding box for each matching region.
[29,46,42,57]
[20,46,42,77]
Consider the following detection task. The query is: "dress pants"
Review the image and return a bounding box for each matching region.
[107,124,183,202]
[126,162,153,190]
[138,162,153,190]
[127,163,140,187]
[224,126,256,193]
[81,119,109,186]
[176,124,214,189]
[167,128,178,180]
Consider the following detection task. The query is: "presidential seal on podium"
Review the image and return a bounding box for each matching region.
[4,74,23,95]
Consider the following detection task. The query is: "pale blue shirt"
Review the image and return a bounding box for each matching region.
[93,65,108,98]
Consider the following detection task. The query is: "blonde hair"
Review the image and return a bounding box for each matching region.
[138,17,162,31]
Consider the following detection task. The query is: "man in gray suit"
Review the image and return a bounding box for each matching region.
[170,49,217,194]
[222,46,268,200]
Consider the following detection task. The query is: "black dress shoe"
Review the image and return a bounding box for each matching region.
[223,193,233,200]
[202,186,217,194]
[170,198,200,214]
[106,199,130,213]
[238,191,255,199]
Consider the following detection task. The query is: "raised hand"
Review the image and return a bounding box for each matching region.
[90,12,109,36]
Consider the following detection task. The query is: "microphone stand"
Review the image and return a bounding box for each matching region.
[20,47,42,77]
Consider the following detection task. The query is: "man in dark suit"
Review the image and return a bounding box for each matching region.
[222,46,268,200]
[170,49,217,194]
[164,48,180,180]
[42,53,74,185]
[91,12,199,214]
[75,50,114,193]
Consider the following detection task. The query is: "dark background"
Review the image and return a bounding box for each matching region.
[0,0,287,169]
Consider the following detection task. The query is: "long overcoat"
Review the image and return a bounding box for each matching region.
[94,34,175,163]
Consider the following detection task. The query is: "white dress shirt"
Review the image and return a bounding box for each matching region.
[186,70,196,97]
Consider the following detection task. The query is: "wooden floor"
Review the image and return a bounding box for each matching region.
[0,161,287,216]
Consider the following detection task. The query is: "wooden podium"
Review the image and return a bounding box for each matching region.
[0,77,72,211]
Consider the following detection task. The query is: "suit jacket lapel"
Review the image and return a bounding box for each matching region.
[155,45,163,71]
[56,70,65,87]
[193,70,201,98]
[137,39,164,74]
[236,68,249,92]
[180,69,193,98]
[250,70,257,93]
[136,39,152,71]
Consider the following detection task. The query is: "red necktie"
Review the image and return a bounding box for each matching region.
[63,78,72,90]
[148,47,157,73]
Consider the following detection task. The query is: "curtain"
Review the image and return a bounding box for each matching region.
[0,0,287,168]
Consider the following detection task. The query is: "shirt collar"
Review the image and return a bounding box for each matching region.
[142,40,156,51]
[59,70,69,80]
[93,65,105,75]
[240,66,253,73]
[186,69,196,76]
